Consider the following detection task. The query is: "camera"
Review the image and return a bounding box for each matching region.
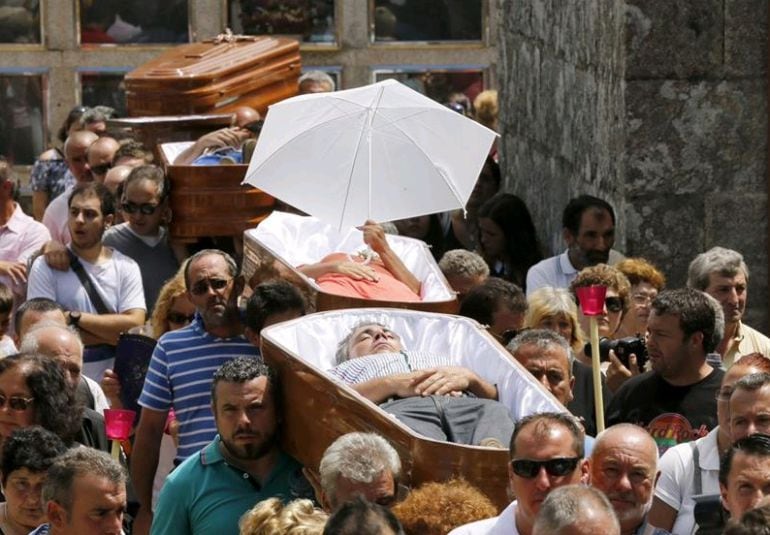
[692,493,726,534]
[583,337,648,370]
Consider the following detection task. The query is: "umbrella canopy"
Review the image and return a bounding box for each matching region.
[243,79,497,230]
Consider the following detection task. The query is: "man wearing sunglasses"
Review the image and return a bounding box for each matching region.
[103,165,180,313]
[450,412,589,534]
[132,248,258,535]
[606,289,724,455]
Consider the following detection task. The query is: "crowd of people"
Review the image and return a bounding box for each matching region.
[0,71,769,535]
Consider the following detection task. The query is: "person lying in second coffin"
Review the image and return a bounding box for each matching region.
[328,321,514,447]
[298,221,422,302]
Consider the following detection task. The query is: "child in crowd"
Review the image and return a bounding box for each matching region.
[0,282,16,356]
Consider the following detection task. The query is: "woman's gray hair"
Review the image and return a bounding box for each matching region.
[319,432,401,505]
[687,246,749,290]
[298,70,336,91]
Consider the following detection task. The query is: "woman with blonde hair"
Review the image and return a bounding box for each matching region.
[524,287,585,354]
[523,286,608,436]
[239,498,328,535]
[150,261,195,339]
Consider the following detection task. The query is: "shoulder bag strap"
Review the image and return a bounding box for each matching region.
[68,249,112,315]
[690,440,702,496]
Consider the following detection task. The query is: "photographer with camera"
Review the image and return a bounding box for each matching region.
[570,264,644,393]
[606,289,724,456]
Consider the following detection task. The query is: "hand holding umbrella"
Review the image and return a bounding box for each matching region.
[575,285,607,433]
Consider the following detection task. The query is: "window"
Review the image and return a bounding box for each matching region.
[79,0,190,45]
[79,69,129,117]
[371,0,483,43]
[373,67,485,111]
[0,70,46,165]
[228,0,336,44]
[0,0,41,44]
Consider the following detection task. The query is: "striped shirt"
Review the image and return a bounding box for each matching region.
[329,351,451,385]
[138,315,260,461]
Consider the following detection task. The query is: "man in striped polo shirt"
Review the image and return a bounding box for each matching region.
[330,321,514,447]
[131,249,259,535]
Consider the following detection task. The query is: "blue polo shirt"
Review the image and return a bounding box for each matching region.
[151,436,311,535]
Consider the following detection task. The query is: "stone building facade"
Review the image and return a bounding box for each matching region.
[500,0,769,331]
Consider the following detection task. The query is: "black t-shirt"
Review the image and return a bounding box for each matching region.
[606,367,724,454]
[568,360,612,437]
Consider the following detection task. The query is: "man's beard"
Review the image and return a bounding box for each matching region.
[570,243,610,268]
[221,429,277,461]
[201,299,238,327]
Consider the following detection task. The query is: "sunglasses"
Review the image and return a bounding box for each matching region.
[510,457,581,479]
[0,394,34,411]
[167,312,195,325]
[121,202,160,215]
[605,297,623,313]
[90,163,112,176]
[190,277,231,296]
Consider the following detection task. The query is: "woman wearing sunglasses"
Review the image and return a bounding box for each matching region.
[570,264,640,393]
[0,353,95,460]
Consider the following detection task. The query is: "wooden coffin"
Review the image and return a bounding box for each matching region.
[242,211,459,314]
[125,36,301,117]
[260,308,567,510]
[107,114,233,164]
[159,142,275,241]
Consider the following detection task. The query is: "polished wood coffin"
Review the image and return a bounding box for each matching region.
[125,36,301,117]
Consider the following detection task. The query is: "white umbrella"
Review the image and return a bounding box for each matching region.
[243,79,497,230]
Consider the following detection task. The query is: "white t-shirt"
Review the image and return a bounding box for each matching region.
[654,427,721,535]
[26,247,146,380]
[449,501,519,535]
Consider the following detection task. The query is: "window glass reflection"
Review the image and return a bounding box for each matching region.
[80,71,127,117]
[228,0,336,44]
[0,0,41,43]
[373,0,482,42]
[374,69,484,112]
[79,0,189,45]
[0,73,45,165]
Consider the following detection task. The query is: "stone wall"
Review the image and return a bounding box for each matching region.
[500,0,769,332]
[498,0,627,254]
[625,0,769,330]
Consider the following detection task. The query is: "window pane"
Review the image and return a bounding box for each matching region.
[80,71,127,117]
[0,0,41,43]
[228,0,336,44]
[374,68,484,111]
[0,73,45,165]
[80,0,189,45]
[373,0,482,42]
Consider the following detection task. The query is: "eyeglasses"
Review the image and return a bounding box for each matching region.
[190,277,231,296]
[605,297,624,313]
[90,163,112,176]
[510,457,581,479]
[632,293,656,305]
[0,394,34,411]
[121,202,160,215]
[167,312,195,325]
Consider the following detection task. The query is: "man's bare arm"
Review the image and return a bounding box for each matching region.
[69,308,145,345]
[415,366,498,399]
[351,371,432,404]
[131,407,168,535]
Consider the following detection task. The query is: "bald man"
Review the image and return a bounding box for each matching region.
[588,424,667,535]
[86,136,120,184]
[20,323,110,412]
[42,130,99,244]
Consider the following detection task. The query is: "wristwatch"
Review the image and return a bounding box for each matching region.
[68,311,81,328]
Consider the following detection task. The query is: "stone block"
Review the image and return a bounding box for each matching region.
[626,79,767,197]
[704,193,768,266]
[625,193,706,289]
[625,0,724,79]
[724,0,768,77]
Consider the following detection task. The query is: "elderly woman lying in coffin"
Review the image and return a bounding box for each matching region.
[297,220,423,302]
[328,320,515,447]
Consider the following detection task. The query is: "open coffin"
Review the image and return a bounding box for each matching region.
[242,211,458,313]
[260,307,567,509]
